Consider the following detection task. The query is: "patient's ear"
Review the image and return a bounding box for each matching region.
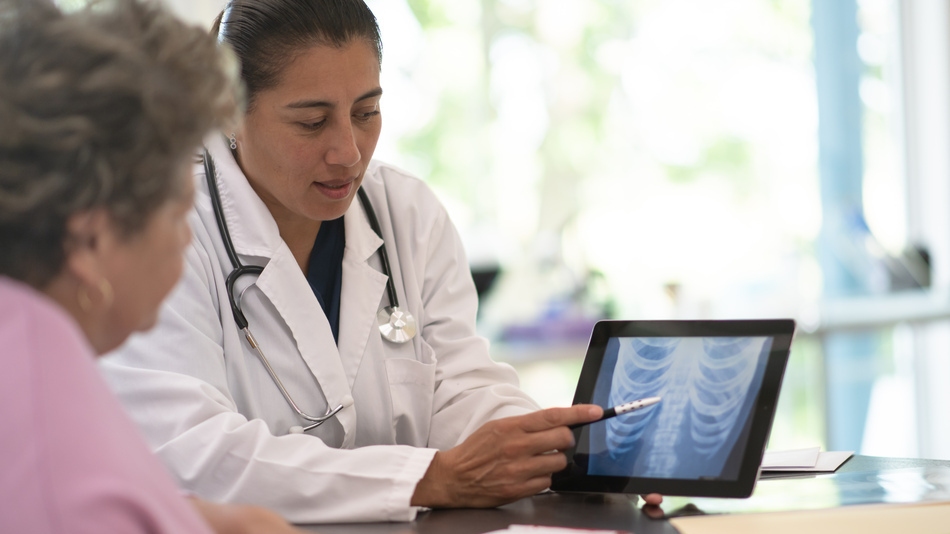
[61,208,117,288]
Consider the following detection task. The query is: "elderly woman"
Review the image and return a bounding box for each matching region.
[0,0,303,532]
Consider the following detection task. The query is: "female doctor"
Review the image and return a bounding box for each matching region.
[101,0,658,524]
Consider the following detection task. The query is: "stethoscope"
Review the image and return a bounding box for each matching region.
[202,148,417,433]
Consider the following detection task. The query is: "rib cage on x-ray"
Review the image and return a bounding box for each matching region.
[605,336,767,478]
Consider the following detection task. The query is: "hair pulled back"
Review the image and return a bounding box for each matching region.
[212,0,382,109]
[0,0,241,287]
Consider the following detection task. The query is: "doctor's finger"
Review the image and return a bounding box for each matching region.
[468,416,574,454]
[475,427,572,465]
[517,405,603,433]
[512,425,577,455]
[515,449,569,478]
[512,474,557,499]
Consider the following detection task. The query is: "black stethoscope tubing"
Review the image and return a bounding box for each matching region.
[354,178,399,312]
[205,154,260,331]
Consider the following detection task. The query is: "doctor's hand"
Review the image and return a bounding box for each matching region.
[411,404,603,509]
[190,498,306,534]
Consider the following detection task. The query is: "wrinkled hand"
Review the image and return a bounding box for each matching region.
[190,498,305,534]
[411,404,603,508]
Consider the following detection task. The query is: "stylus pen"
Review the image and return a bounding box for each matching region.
[569,396,662,430]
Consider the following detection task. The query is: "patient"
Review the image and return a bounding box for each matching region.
[0,0,301,532]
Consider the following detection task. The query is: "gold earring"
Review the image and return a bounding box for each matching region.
[77,278,114,312]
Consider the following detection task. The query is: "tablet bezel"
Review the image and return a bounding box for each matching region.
[551,319,796,498]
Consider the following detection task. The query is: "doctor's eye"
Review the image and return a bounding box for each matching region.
[298,120,326,131]
[354,107,380,122]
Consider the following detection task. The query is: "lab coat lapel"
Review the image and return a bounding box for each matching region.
[254,248,357,438]
[339,197,388,392]
[205,136,356,439]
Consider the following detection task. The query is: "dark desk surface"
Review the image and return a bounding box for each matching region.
[304,455,950,534]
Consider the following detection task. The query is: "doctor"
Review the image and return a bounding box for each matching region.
[101,0,640,524]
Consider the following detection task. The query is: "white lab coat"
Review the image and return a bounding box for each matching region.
[100,135,540,524]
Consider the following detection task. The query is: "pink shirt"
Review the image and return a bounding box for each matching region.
[0,277,213,534]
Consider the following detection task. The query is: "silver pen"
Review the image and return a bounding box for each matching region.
[569,396,662,430]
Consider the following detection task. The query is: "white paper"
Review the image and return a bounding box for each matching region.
[482,526,629,534]
[761,447,821,468]
[761,449,854,472]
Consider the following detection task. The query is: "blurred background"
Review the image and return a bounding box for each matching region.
[69,0,950,459]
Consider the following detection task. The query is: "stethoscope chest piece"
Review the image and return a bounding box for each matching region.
[378,306,416,343]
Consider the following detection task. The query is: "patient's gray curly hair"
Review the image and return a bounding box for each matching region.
[0,0,242,287]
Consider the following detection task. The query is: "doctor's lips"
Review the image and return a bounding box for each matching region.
[568,397,661,430]
[313,179,354,200]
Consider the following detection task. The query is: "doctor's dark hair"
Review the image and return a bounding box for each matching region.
[212,0,382,109]
[0,0,241,287]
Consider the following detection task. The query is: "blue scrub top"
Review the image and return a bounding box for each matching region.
[306,216,345,344]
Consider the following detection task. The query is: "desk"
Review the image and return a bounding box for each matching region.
[303,455,950,534]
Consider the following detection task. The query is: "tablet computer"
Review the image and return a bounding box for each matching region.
[551,319,796,498]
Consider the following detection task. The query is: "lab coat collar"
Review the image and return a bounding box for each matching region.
[342,182,384,264]
[203,135,282,259]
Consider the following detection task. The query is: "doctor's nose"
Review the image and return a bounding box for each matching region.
[325,122,361,168]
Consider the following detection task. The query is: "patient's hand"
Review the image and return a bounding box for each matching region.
[190,498,305,534]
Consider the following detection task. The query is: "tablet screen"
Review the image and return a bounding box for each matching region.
[584,335,771,481]
[552,320,795,498]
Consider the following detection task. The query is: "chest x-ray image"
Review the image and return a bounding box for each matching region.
[586,336,771,481]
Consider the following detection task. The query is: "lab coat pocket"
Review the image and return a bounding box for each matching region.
[384,355,436,446]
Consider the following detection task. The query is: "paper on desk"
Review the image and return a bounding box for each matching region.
[669,501,950,534]
[761,447,821,468]
[761,448,853,472]
[482,526,631,534]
